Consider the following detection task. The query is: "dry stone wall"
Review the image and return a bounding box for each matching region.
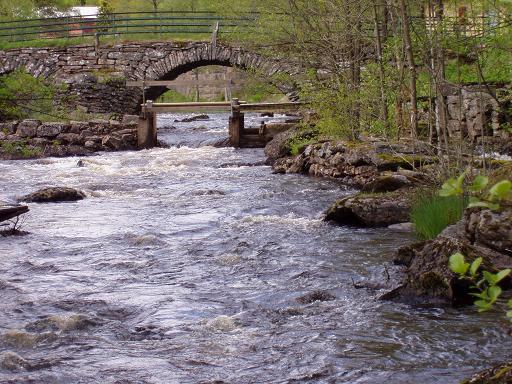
[0,116,139,159]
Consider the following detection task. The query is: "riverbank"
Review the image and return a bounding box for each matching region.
[263,131,512,383]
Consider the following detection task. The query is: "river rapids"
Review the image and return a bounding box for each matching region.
[0,113,509,383]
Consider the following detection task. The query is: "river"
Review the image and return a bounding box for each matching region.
[0,113,509,383]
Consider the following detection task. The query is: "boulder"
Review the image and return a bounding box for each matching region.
[16,120,40,138]
[324,190,412,227]
[361,174,411,193]
[37,123,66,138]
[386,209,512,306]
[101,135,123,150]
[56,133,81,145]
[121,114,139,125]
[0,121,18,134]
[461,362,512,384]
[174,114,210,123]
[264,128,297,163]
[20,187,86,203]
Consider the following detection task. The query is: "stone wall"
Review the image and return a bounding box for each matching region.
[440,84,510,141]
[0,116,138,159]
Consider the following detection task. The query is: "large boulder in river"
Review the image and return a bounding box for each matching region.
[324,190,412,227]
[20,187,85,203]
[174,114,210,123]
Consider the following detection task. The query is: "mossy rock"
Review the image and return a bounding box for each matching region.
[461,362,512,384]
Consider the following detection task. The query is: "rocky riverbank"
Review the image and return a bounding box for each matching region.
[0,115,139,160]
[264,131,512,383]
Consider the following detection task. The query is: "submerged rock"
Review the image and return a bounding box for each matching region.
[1,352,31,371]
[324,190,411,227]
[296,290,336,304]
[20,187,86,203]
[174,114,210,123]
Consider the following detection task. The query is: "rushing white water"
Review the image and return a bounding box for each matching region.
[0,113,509,383]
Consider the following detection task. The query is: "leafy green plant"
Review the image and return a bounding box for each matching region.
[1,141,41,159]
[440,172,512,211]
[410,191,467,240]
[449,252,512,319]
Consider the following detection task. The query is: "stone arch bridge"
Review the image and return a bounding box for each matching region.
[0,41,299,114]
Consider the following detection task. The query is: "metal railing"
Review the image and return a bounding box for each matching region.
[0,11,507,45]
[0,11,256,43]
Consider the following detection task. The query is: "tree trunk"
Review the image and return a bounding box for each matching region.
[373,1,390,135]
[398,0,419,139]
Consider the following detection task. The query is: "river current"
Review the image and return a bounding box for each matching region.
[0,113,510,383]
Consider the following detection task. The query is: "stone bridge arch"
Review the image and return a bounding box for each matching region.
[0,42,299,114]
[138,43,299,103]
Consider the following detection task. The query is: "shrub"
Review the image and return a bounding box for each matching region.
[410,191,467,240]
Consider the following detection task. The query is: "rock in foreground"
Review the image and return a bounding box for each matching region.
[324,190,412,227]
[461,362,512,384]
[20,187,85,203]
[386,208,512,306]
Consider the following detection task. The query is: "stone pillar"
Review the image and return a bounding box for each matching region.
[229,98,243,148]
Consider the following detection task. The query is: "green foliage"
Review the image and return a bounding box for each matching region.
[440,172,512,211]
[0,68,56,121]
[410,191,467,240]
[449,252,512,319]
[1,140,42,158]
[286,127,320,156]
[157,89,194,103]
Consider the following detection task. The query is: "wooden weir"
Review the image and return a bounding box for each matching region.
[137,98,306,149]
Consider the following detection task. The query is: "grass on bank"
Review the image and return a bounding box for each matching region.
[410,191,468,240]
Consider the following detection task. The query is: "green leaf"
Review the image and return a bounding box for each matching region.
[470,175,489,192]
[467,200,501,211]
[471,291,489,300]
[487,285,502,303]
[469,257,482,277]
[449,253,470,275]
[474,299,493,312]
[495,269,511,283]
[489,180,512,201]
[507,310,512,319]
[483,270,498,285]
[439,173,466,197]
[508,298,512,309]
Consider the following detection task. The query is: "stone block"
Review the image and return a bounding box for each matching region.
[37,122,66,138]
[16,120,41,138]
[56,133,81,145]
[69,121,90,134]
[0,121,18,134]
[121,115,139,125]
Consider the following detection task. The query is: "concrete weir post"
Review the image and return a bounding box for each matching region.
[138,100,158,149]
[229,98,244,148]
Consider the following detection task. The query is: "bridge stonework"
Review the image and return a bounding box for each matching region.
[0,42,298,115]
